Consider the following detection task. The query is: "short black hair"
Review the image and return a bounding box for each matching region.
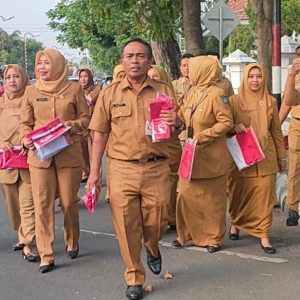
[179,53,194,64]
[120,38,153,59]
[296,45,300,52]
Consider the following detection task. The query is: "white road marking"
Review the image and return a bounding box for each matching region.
[79,228,288,264]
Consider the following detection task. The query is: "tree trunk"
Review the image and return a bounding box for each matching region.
[251,0,273,91]
[182,0,205,55]
[151,35,181,80]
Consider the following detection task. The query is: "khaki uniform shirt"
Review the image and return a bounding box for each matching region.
[229,96,286,177]
[89,77,175,161]
[20,82,90,169]
[0,96,30,184]
[290,73,300,118]
[215,77,235,98]
[181,86,233,179]
[172,77,190,106]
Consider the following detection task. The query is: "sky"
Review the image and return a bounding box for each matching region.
[0,0,83,61]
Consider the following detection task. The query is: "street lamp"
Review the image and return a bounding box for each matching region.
[23,32,40,72]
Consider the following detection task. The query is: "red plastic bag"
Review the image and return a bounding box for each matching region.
[178,138,197,181]
[0,146,29,169]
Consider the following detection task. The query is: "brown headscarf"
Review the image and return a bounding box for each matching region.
[79,68,94,92]
[112,64,125,82]
[188,55,221,104]
[0,64,28,141]
[150,65,173,87]
[35,48,69,96]
[236,63,273,150]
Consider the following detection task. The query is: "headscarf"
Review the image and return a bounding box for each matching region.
[149,65,173,87]
[35,48,69,96]
[79,68,95,93]
[188,55,221,104]
[112,64,125,82]
[0,64,28,141]
[3,64,28,100]
[236,63,273,150]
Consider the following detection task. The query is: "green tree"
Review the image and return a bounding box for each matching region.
[47,0,182,77]
[0,28,43,77]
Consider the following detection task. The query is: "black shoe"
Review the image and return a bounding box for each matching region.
[171,239,182,248]
[39,262,55,274]
[126,285,143,300]
[12,243,25,251]
[260,244,276,255]
[168,224,177,231]
[286,209,299,226]
[22,250,38,262]
[228,226,240,241]
[207,245,221,253]
[66,245,79,259]
[146,248,162,275]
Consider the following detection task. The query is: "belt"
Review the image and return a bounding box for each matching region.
[292,117,300,121]
[130,156,166,163]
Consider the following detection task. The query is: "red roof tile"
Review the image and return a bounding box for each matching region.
[227,0,249,21]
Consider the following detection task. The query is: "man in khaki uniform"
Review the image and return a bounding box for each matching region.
[87,38,182,300]
[284,52,300,225]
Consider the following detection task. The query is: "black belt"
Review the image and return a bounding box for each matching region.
[292,117,300,121]
[130,156,166,163]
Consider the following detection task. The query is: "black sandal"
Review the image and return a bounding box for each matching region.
[228,225,240,241]
[22,250,38,262]
[12,243,25,251]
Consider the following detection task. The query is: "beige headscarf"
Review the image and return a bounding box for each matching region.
[188,55,221,104]
[0,64,28,141]
[112,64,125,82]
[35,48,70,96]
[237,63,273,150]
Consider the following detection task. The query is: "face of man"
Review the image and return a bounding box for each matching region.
[296,47,300,58]
[121,41,152,82]
[180,57,190,79]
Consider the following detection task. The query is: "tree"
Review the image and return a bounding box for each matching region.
[47,0,182,78]
[182,0,205,55]
[0,28,43,77]
[281,0,300,36]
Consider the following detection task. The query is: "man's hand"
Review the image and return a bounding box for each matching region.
[278,158,287,172]
[86,171,101,202]
[289,57,300,76]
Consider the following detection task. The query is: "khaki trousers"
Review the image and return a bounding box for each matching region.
[30,164,82,265]
[287,147,300,211]
[108,158,170,286]
[1,174,34,244]
[168,139,182,226]
[287,118,300,212]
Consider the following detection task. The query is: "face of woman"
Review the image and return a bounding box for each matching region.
[116,70,126,79]
[247,67,263,92]
[79,71,89,87]
[147,68,160,80]
[36,54,51,81]
[4,68,22,93]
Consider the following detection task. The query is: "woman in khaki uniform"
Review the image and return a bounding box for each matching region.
[21,49,90,273]
[148,65,182,230]
[173,56,233,252]
[78,68,102,181]
[227,63,286,254]
[0,64,36,260]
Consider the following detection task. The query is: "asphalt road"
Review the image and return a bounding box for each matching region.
[1,183,300,300]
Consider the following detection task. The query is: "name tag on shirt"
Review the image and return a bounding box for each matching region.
[36,98,48,102]
[145,121,152,135]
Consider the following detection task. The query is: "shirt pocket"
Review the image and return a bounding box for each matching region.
[111,103,132,129]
